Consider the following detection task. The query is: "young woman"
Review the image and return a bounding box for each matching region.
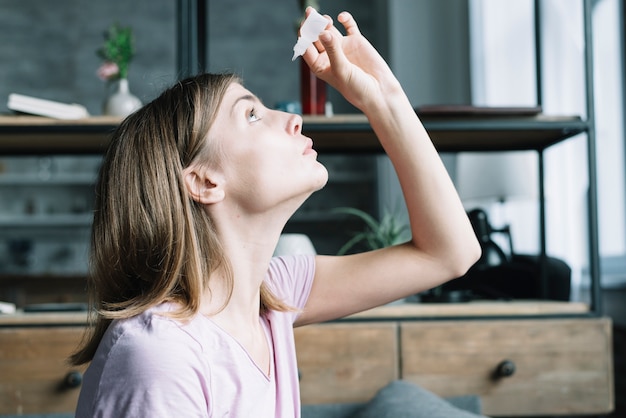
[71,8,481,418]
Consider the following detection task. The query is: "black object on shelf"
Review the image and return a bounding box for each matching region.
[424,208,571,302]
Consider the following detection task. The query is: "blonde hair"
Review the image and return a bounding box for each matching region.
[70,73,291,365]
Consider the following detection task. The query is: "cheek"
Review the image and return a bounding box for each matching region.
[223,139,328,207]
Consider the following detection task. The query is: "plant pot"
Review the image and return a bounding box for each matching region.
[103,78,142,117]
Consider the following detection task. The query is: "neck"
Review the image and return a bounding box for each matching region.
[199,204,289,324]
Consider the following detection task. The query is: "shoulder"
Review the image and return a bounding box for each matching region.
[266,254,315,290]
[108,305,198,347]
[266,255,316,308]
[96,305,210,378]
[78,306,211,417]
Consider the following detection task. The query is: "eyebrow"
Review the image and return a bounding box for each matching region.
[230,94,260,116]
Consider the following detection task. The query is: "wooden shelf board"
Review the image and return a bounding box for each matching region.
[0,301,591,327]
[345,300,591,320]
[0,114,587,154]
[0,311,87,326]
[302,114,587,153]
[0,116,120,155]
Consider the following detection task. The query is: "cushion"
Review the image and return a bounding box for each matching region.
[351,380,487,418]
[301,402,363,418]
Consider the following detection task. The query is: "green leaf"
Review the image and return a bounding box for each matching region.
[332,207,381,232]
[332,206,410,254]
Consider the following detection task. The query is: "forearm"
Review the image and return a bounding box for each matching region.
[363,89,480,277]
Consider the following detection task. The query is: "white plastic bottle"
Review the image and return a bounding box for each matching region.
[292,9,328,61]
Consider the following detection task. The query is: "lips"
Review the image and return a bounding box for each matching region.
[303,137,316,155]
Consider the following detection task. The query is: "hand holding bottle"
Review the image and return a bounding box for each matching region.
[298,8,401,114]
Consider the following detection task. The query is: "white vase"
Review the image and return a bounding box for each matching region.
[103,78,142,117]
[273,234,317,257]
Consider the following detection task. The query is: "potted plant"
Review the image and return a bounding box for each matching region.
[97,23,142,116]
[333,206,410,255]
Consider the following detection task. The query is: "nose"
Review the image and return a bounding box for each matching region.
[286,113,303,136]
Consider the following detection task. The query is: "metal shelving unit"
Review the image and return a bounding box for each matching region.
[0,0,601,315]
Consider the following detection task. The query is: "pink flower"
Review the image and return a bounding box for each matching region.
[97,61,120,81]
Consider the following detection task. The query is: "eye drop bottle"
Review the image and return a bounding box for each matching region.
[292,9,328,61]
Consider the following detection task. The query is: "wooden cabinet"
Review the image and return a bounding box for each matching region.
[401,318,613,416]
[296,304,614,416]
[0,314,86,415]
[0,305,614,416]
[295,322,399,405]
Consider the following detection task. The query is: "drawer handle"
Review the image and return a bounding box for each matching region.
[64,371,83,389]
[494,360,516,378]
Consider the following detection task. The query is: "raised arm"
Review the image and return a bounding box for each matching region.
[295,10,481,326]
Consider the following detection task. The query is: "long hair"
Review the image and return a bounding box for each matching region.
[70,73,291,365]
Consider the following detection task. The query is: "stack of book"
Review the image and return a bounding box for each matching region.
[7,93,89,119]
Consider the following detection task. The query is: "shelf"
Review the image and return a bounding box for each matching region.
[0,116,121,155]
[344,300,591,320]
[0,311,87,327]
[0,114,588,155]
[0,300,591,327]
[302,114,588,153]
[0,213,92,227]
[0,173,96,185]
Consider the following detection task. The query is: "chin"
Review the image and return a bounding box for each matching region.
[312,165,329,191]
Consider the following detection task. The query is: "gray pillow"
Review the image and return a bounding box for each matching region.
[351,380,488,418]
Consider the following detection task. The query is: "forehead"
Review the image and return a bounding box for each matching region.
[223,83,254,105]
[215,83,257,119]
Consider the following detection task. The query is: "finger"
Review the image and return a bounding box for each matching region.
[337,11,361,36]
[302,42,320,63]
[318,30,349,76]
[312,13,333,52]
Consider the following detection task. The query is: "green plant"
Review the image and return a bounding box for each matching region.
[333,206,411,255]
[96,23,135,81]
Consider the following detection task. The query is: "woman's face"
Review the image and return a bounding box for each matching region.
[207,82,328,214]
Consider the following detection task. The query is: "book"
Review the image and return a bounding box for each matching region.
[7,93,89,120]
[0,301,16,314]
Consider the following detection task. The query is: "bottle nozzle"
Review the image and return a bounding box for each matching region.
[292,39,309,61]
[292,9,328,61]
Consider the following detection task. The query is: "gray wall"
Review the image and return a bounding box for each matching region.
[0,0,470,116]
[206,0,388,113]
[0,0,391,116]
[0,0,178,115]
[388,0,471,106]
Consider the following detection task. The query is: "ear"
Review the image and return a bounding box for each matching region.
[183,166,225,205]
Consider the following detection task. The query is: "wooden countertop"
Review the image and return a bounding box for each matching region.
[0,311,88,326]
[346,300,590,320]
[0,300,591,326]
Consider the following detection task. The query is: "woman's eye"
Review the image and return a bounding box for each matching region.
[247,107,261,123]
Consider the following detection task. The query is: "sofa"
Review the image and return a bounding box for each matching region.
[302,380,486,418]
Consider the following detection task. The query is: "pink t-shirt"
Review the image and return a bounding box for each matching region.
[76,255,315,418]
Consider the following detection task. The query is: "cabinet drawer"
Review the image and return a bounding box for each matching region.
[0,326,86,415]
[401,318,613,416]
[295,322,398,404]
